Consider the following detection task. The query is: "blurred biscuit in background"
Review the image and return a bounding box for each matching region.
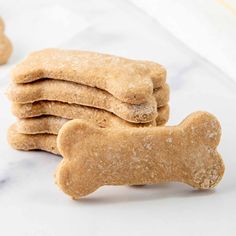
[0,16,12,65]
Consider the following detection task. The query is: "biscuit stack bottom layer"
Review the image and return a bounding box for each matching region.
[7,49,169,155]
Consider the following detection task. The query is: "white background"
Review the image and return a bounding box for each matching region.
[0,1,236,236]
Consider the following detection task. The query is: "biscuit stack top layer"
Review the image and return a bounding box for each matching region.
[11,48,166,104]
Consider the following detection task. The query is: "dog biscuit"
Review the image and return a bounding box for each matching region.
[16,116,69,135]
[155,105,169,126]
[8,79,169,108]
[0,17,4,32]
[9,105,169,154]
[8,106,168,154]
[55,112,224,199]
[12,100,169,128]
[11,48,166,104]
[0,17,12,65]
[15,105,169,135]
[8,124,59,155]
[16,116,154,134]
[8,80,169,123]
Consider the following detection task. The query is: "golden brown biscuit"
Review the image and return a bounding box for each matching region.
[0,17,4,32]
[12,100,169,129]
[0,17,12,65]
[11,48,166,104]
[156,105,169,126]
[56,112,224,199]
[8,80,169,123]
[15,106,169,134]
[7,80,169,108]
[8,108,169,154]
[16,116,69,135]
[9,105,169,154]
[0,33,12,65]
[8,124,59,155]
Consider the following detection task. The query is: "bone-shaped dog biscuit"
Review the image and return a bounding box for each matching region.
[11,48,166,104]
[8,106,168,154]
[56,112,224,199]
[16,105,169,135]
[8,79,169,107]
[12,101,169,124]
[13,101,169,130]
[0,17,12,65]
[8,80,169,123]
[8,124,59,155]
[8,80,169,108]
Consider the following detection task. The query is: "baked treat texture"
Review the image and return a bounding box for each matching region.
[0,17,4,32]
[15,105,169,134]
[16,116,69,135]
[55,112,224,199]
[11,48,166,104]
[7,105,169,154]
[8,80,169,123]
[13,100,169,129]
[0,17,12,65]
[8,124,59,155]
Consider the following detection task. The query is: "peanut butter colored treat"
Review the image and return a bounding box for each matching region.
[12,101,169,129]
[15,105,169,135]
[8,105,169,154]
[0,17,12,65]
[8,124,59,155]
[11,48,166,104]
[55,112,224,199]
[7,80,169,123]
[16,116,69,135]
[0,17,4,32]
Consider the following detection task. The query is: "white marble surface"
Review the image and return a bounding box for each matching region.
[0,1,236,235]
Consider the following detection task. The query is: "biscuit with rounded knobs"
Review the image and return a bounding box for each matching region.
[7,80,169,123]
[7,106,169,154]
[15,105,169,135]
[11,48,166,104]
[55,111,225,199]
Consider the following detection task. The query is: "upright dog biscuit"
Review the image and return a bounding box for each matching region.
[8,124,59,155]
[11,48,166,104]
[8,80,169,123]
[0,17,12,65]
[56,112,224,199]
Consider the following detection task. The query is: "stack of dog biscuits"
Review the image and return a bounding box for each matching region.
[7,49,169,155]
[0,16,12,64]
